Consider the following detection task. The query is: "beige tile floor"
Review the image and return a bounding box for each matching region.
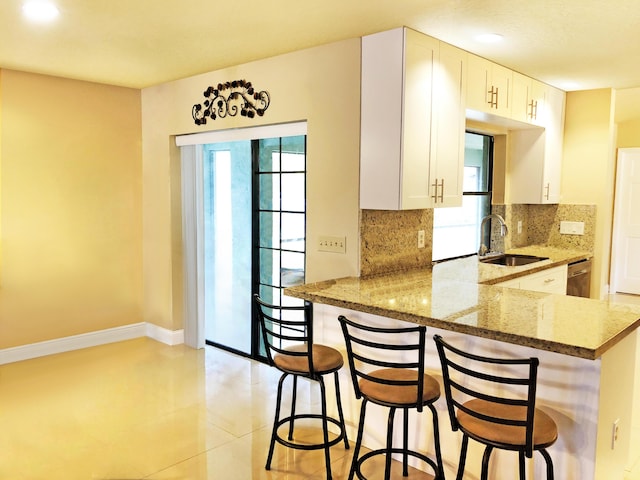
[0,338,445,480]
[1,293,640,480]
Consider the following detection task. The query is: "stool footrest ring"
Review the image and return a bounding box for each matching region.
[354,448,441,480]
[274,413,346,451]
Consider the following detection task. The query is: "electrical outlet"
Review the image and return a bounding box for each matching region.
[418,230,425,249]
[560,221,585,235]
[612,419,620,449]
[318,235,346,254]
[517,220,523,234]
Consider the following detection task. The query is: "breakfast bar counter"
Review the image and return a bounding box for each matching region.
[284,250,640,480]
[285,250,639,360]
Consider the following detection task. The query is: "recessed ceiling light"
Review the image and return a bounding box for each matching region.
[22,0,60,22]
[475,33,504,44]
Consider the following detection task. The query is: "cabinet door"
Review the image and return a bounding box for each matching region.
[430,42,466,207]
[518,265,568,294]
[491,63,512,117]
[401,29,438,209]
[466,53,491,113]
[541,86,566,203]
[511,72,531,123]
[360,28,437,210]
[529,79,547,127]
[511,74,547,126]
[509,85,565,204]
[466,53,511,117]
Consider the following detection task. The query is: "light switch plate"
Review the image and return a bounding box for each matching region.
[560,221,585,235]
[318,235,346,253]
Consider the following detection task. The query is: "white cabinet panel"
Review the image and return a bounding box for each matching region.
[360,28,465,210]
[496,265,568,294]
[360,28,436,210]
[467,53,512,117]
[430,42,466,207]
[509,84,564,205]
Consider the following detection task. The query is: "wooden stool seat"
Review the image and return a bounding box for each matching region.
[359,368,441,406]
[274,344,344,374]
[458,399,558,449]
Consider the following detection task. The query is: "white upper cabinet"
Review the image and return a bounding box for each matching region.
[467,53,512,117]
[360,28,436,210]
[512,72,550,127]
[360,28,465,210]
[429,42,466,208]
[509,85,566,204]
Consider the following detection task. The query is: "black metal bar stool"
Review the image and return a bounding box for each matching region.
[433,334,557,480]
[254,294,349,480]
[338,315,444,480]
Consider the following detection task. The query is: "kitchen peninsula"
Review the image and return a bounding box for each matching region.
[285,248,640,480]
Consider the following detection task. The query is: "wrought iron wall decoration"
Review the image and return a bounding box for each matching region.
[192,80,270,125]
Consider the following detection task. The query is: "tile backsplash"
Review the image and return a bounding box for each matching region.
[359,204,595,277]
[360,209,433,277]
[495,203,596,252]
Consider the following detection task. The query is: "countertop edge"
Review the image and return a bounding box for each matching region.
[286,287,607,360]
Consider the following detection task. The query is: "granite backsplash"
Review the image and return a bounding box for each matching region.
[359,204,595,277]
[360,209,433,277]
[494,203,596,252]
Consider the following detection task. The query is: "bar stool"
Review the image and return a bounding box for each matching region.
[254,294,349,480]
[433,334,557,480]
[338,315,444,480]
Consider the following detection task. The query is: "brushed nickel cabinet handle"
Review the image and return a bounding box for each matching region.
[431,180,440,202]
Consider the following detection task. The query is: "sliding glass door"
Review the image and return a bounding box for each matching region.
[201,134,306,358]
[202,141,253,354]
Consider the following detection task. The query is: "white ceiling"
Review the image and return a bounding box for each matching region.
[2,0,640,92]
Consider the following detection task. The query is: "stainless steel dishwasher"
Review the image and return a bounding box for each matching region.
[567,258,592,297]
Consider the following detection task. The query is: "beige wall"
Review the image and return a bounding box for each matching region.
[0,70,143,348]
[141,39,362,331]
[561,89,617,298]
[617,119,640,147]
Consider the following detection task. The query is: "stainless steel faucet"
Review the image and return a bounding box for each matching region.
[478,214,508,257]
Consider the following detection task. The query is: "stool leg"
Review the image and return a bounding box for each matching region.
[266,373,288,470]
[385,407,396,480]
[402,408,409,476]
[480,445,494,480]
[455,434,469,480]
[333,371,350,449]
[518,451,526,480]
[349,399,368,480]
[318,376,333,480]
[539,449,554,480]
[427,403,444,480]
[288,374,298,441]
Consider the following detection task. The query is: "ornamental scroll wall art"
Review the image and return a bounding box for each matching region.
[192,80,270,125]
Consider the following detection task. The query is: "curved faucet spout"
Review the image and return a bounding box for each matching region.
[478,214,508,257]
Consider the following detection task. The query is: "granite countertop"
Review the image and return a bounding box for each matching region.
[444,245,592,285]
[285,247,640,360]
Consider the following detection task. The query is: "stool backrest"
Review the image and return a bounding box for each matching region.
[338,315,427,411]
[433,334,540,457]
[254,294,314,375]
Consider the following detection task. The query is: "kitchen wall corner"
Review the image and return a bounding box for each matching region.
[360,209,433,277]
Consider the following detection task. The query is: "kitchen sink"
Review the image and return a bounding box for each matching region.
[479,254,549,266]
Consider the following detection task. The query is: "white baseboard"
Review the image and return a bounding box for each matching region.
[0,323,185,365]
[145,323,185,346]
